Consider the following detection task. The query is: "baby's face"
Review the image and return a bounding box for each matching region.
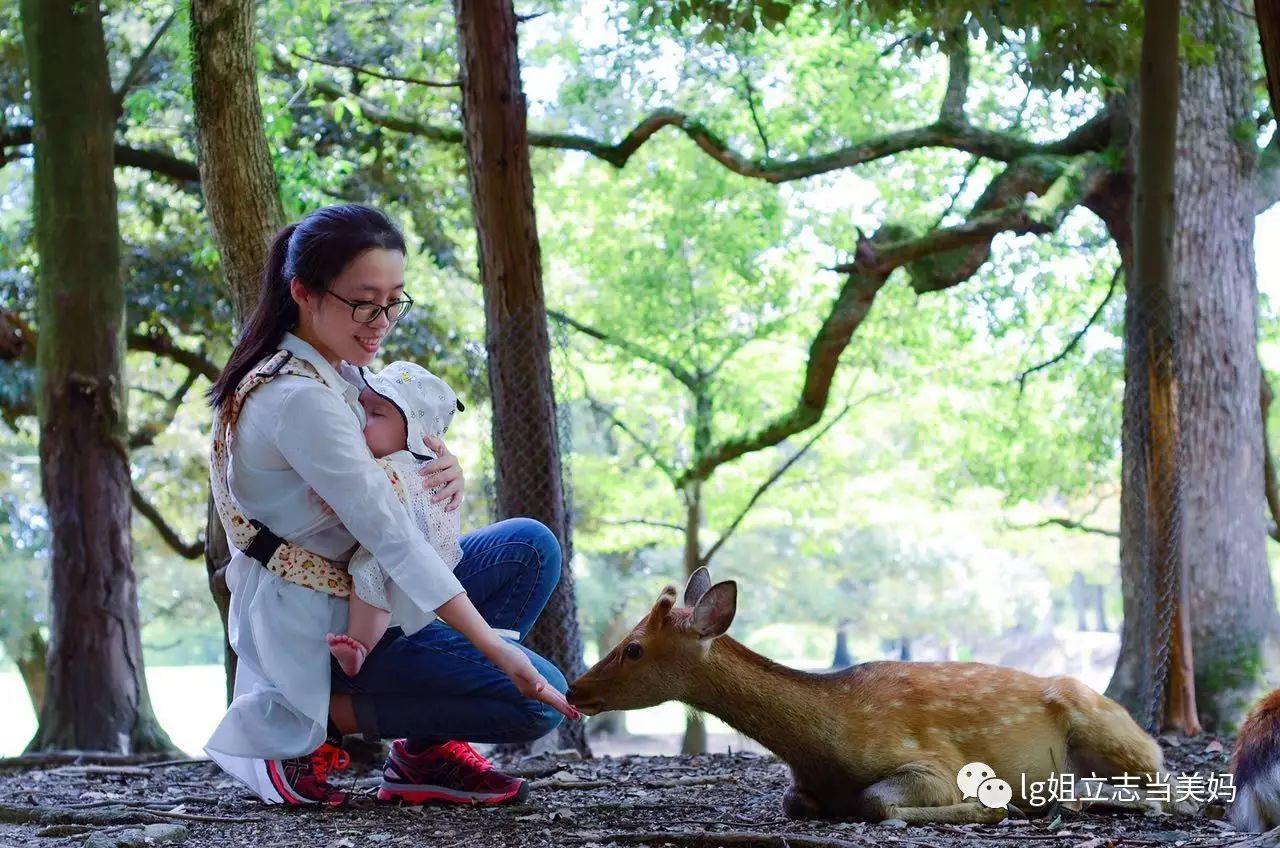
[359,388,407,458]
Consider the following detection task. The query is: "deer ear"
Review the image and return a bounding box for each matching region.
[683,567,712,607]
[689,581,736,639]
[646,586,678,631]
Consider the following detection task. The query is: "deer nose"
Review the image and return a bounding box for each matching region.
[565,686,579,703]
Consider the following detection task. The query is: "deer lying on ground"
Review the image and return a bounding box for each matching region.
[567,568,1173,824]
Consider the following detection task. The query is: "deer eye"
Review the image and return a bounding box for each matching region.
[622,643,644,662]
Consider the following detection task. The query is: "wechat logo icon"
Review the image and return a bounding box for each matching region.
[957,762,1013,810]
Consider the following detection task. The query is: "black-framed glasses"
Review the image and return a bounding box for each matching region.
[325,291,414,324]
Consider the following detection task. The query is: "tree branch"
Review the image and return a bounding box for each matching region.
[601,518,686,533]
[700,402,853,567]
[1,126,199,185]
[115,9,179,113]
[1008,517,1120,537]
[932,156,982,228]
[549,309,701,390]
[112,145,200,185]
[130,484,204,559]
[682,155,1109,488]
[2,312,217,423]
[931,88,1033,230]
[678,256,888,489]
[130,370,200,450]
[304,75,1113,183]
[939,30,969,124]
[1016,265,1121,392]
[585,395,680,485]
[126,329,220,382]
[731,43,771,158]
[290,49,459,88]
[840,153,1111,291]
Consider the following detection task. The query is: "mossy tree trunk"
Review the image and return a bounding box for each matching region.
[1105,0,1280,732]
[453,0,588,754]
[190,0,287,703]
[20,0,172,752]
[1171,0,1280,729]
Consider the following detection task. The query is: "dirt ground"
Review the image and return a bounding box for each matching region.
[0,733,1264,848]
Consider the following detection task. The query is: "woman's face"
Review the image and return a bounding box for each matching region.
[292,247,406,367]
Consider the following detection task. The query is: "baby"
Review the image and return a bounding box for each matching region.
[327,361,465,676]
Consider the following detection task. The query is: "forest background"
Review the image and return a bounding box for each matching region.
[2,0,1278,757]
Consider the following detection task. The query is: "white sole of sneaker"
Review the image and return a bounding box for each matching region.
[376,781,528,805]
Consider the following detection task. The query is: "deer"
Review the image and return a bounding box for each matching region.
[567,567,1174,824]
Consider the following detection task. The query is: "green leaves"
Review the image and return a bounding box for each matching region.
[638,0,1143,91]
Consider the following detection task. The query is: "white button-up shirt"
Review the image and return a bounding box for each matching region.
[205,333,464,787]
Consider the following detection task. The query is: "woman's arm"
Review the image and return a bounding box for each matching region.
[436,594,580,720]
[272,381,578,720]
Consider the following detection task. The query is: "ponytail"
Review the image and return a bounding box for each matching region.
[208,224,300,409]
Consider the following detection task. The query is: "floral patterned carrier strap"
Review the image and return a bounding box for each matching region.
[209,350,353,598]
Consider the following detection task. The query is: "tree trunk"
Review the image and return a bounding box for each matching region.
[1134,0,1198,736]
[190,0,287,702]
[452,0,588,754]
[1106,0,1198,734]
[1106,0,1280,732]
[1171,0,1280,730]
[1070,571,1090,631]
[20,0,172,752]
[682,482,706,755]
[831,621,853,668]
[190,0,286,319]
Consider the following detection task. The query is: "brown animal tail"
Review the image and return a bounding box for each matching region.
[1230,690,1280,833]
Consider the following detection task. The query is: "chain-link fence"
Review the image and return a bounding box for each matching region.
[470,301,588,750]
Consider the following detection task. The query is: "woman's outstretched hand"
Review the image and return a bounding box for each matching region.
[435,593,580,721]
[420,435,464,511]
[492,640,582,722]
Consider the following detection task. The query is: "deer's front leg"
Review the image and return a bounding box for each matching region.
[854,764,1008,825]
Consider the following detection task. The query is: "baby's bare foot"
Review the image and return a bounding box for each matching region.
[327,633,367,677]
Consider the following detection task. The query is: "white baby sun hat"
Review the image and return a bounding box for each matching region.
[362,361,464,460]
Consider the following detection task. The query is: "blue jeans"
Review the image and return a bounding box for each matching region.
[330,517,567,745]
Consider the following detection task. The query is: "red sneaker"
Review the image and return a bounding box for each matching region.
[264,742,352,806]
[377,739,528,805]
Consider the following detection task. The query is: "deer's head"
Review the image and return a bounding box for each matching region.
[567,567,737,715]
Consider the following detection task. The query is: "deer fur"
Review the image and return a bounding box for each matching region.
[1229,690,1280,832]
[567,567,1169,824]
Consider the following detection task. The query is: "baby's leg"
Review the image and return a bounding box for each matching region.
[328,595,391,677]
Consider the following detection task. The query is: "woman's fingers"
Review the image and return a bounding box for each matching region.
[539,686,582,721]
[521,671,580,721]
[500,645,581,721]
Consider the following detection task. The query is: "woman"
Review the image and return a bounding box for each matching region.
[204,203,578,807]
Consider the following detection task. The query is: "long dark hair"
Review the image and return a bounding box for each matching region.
[209,204,407,409]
